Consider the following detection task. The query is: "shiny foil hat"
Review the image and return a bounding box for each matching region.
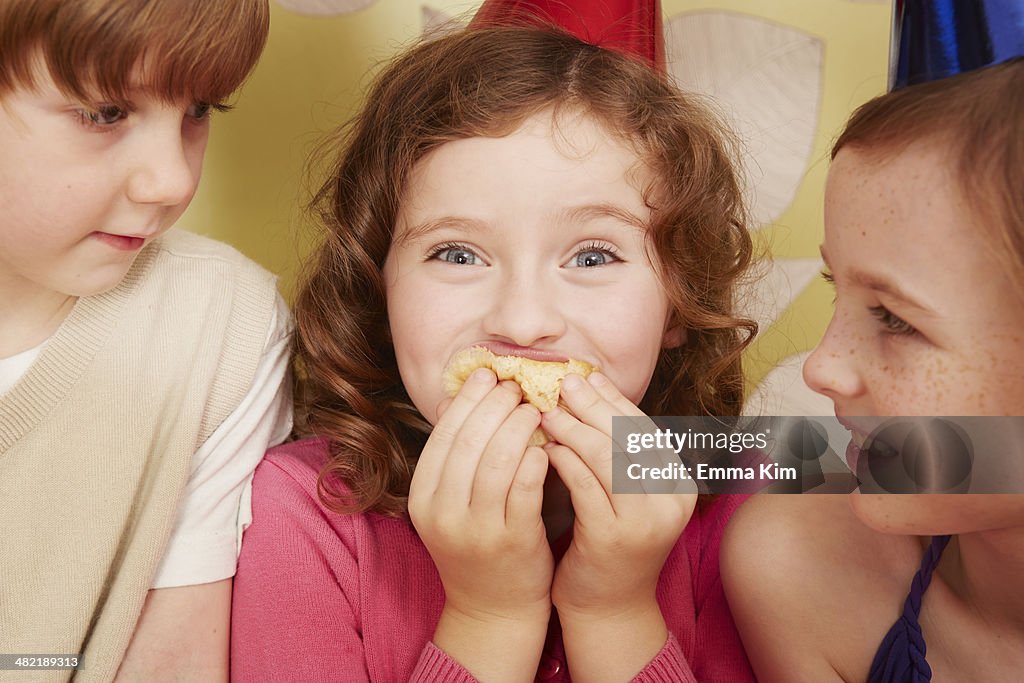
[891,0,1024,89]
[470,0,665,73]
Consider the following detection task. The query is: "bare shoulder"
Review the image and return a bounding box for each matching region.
[721,495,913,682]
[722,495,864,624]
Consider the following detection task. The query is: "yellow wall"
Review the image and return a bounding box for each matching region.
[179,1,487,300]
[180,0,891,383]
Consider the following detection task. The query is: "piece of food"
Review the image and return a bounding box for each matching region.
[442,346,597,445]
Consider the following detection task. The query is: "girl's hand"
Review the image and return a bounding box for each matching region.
[542,371,697,680]
[409,368,553,681]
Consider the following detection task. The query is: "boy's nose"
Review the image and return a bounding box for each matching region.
[481,270,567,347]
[125,123,202,207]
[803,311,866,402]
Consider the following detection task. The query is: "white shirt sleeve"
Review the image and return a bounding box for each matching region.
[150,293,294,589]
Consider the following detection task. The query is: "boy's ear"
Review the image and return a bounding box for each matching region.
[662,324,686,349]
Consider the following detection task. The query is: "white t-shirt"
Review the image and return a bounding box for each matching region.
[0,344,44,395]
[0,294,294,589]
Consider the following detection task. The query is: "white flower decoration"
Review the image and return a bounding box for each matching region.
[275,0,378,16]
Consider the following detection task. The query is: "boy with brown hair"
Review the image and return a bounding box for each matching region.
[0,2,290,679]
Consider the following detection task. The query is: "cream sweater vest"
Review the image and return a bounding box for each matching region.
[0,230,277,682]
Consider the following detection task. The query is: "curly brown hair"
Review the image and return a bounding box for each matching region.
[296,25,757,516]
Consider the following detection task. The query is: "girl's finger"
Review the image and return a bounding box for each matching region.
[558,372,643,438]
[411,368,497,500]
[545,443,615,524]
[582,372,646,419]
[542,406,613,493]
[504,446,548,530]
[551,372,659,483]
[434,380,523,506]
[470,403,541,516]
[435,397,453,420]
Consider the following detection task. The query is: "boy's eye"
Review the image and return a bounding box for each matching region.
[188,102,214,120]
[427,243,482,266]
[566,242,621,268]
[869,305,918,337]
[82,104,127,126]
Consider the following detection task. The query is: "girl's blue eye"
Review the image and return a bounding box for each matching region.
[568,243,620,268]
[869,305,917,337]
[429,244,480,265]
[575,250,609,267]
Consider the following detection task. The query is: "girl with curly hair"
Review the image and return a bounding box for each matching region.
[232,10,758,681]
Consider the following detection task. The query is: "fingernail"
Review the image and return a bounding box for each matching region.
[562,374,584,391]
[587,372,607,386]
[470,368,493,383]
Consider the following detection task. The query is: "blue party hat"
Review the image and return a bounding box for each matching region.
[891,0,1024,89]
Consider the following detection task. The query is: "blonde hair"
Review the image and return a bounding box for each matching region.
[833,58,1024,292]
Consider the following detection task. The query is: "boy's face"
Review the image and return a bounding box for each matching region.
[0,66,210,301]
[383,111,679,424]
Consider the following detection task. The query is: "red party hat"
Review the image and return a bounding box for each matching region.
[470,0,665,72]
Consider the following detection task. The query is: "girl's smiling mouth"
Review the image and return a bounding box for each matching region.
[474,341,571,363]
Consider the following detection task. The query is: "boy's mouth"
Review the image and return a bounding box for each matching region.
[92,231,146,252]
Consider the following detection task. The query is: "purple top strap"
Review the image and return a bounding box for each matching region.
[867,535,952,683]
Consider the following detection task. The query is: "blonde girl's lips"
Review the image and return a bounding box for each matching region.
[836,415,872,472]
[92,232,146,251]
[845,438,862,473]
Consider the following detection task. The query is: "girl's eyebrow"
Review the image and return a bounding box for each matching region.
[396,216,487,246]
[561,203,649,232]
[398,202,648,246]
[851,270,936,315]
[820,246,937,315]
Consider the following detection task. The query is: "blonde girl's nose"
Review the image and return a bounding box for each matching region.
[803,313,867,401]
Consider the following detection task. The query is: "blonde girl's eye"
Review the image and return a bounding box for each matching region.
[869,305,918,337]
[820,270,837,304]
[566,241,621,268]
[426,242,483,266]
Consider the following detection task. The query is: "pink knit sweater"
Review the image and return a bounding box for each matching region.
[231,439,754,682]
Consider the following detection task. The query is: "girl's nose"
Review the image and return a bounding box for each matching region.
[481,270,567,347]
[803,311,867,402]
